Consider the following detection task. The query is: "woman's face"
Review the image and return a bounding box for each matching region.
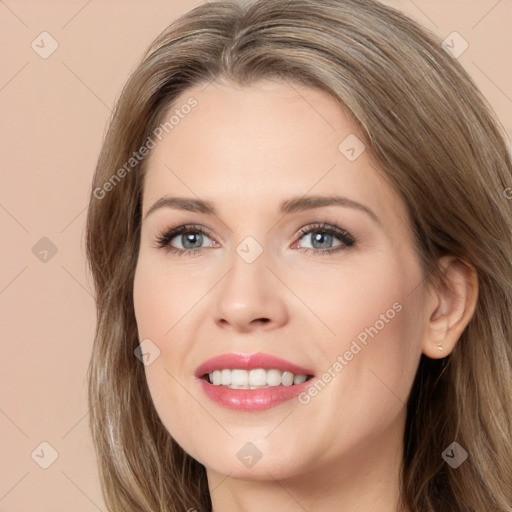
[133,79,431,481]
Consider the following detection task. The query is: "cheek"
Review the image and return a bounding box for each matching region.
[296,250,424,358]
[305,254,425,434]
[132,265,201,458]
[132,260,207,433]
[133,260,199,340]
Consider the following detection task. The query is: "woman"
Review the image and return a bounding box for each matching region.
[85,0,512,510]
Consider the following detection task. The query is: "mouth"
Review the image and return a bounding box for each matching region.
[194,352,316,411]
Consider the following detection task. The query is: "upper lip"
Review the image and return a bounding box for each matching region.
[195,352,315,378]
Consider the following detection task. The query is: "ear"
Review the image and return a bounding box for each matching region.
[422,255,478,359]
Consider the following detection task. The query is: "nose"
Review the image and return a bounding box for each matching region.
[213,246,289,333]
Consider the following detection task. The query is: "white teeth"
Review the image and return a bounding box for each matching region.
[231,369,248,386]
[281,371,294,386]
[206,368,310,388]
[266,369,282,386]
[221,369,230,385]
[249,368,267,386]
[293,374,307,385]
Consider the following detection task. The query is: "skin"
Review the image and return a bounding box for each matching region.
[133,79,478,512]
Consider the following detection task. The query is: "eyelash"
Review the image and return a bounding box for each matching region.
[153,222,357,257]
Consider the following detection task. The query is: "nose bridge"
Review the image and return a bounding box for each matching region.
[235,233,266,266]
[225,232,270,299]
[213,230,287,330]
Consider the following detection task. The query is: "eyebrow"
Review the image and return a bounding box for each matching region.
[143,195,380,224]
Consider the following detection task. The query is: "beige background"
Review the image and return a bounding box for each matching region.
[1,0,510,510]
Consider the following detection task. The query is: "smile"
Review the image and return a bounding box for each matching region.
[195,352,316,411]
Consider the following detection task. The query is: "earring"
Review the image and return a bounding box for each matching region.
[436,343,443,352]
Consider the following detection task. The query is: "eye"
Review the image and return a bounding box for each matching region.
[153,222,357,257]
[153,224,217,257]
[293,222,356,255]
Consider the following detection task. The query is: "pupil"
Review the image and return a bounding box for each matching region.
[312,232,332,249]
[183,232,202,249]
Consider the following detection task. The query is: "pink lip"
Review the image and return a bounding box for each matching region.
[194,352,316,412]
[194,352,314,378]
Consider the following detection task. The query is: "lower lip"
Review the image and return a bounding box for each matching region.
[197,377,315,411]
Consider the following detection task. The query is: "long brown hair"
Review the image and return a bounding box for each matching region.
[85,1,512,510]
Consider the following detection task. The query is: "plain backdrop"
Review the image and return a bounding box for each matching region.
[1,0,511,510]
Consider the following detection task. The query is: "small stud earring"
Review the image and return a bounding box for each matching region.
[437,343,443,352]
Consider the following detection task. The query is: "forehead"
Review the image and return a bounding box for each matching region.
[142,79,409,230]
